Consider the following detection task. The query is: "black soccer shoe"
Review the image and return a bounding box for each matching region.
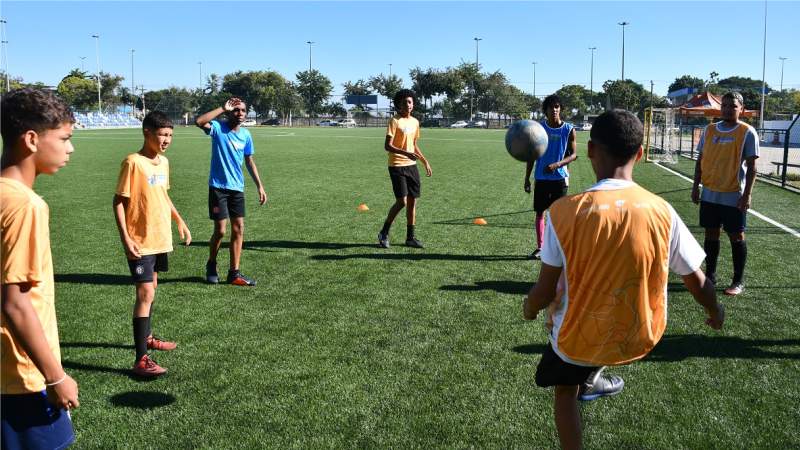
[405,237,424,249]
[205,260,219,284]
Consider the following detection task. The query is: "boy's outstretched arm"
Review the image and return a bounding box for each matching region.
[112,194,141,259]
[168,198,191,245]
[523,263,562,320]
[1,284,79,410]
[681,270,725,329]
[244,155,267,205]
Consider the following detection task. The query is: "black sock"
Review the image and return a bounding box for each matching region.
[380,221,391,236]
[133,317,149,360]
[704,239,720,278]
[407,224,415,240]
[731,240,747,284]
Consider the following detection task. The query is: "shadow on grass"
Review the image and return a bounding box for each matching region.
[685,224,800,235]
[62,360,166,382]
[440,280,532,295]
[189,240,374,251]
[55,274,205,285]
[110,391,176,409]
[432,209,533,229]
[654,187,692,196]
[512,335,800,360]
[668,282,800,292]
[311,253,528,262]
[62,341,133,350]
[648,334,800,361]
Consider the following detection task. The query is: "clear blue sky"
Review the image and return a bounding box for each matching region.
[2,1,798,108]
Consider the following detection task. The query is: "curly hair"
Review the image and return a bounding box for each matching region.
[392,89,416,108]
[1,88,74,143]
[589,109,643,162]
[542,94,562,112]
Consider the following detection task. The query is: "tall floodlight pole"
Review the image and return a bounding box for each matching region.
[472,37,482,120]
[589,47,596,110]
[532,62,537,100]
[79,56,86,71]
[618,22,629,80]
[0,19,8,92]
[92,34,101,112]
[779,57,787,91]
[130,49,135,112]
[759,0,767,129]
[198,61,203,88]
[389,63,392,78]
[306,41,314,71]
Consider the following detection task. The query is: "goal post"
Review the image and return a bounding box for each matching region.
[643,107,679,164]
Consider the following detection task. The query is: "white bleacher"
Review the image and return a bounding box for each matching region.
[74,112,142,129]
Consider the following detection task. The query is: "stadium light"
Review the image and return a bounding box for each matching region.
[532,62,537,100]
[388,63,392,78]
[618,22,629,80]
[779,57,788,92]
[92,34,101,113]
[130,49,135,112]
[472,37,482,120]
[306,41,314,72]
[1,19,9,92]
[198,61,203,88]
[589,47,597,110]
[79,56,86,71]
[759,0,766,129]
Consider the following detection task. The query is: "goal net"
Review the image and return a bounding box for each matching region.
[643,107,679,164]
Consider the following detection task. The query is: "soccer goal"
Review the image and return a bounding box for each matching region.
[643,107,680,164]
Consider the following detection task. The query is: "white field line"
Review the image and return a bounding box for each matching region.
[654,162,800,238]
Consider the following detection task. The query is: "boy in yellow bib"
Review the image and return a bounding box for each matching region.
[691,92,759,296]
[523,110,725,450]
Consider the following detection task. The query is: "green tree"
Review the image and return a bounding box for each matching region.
[145,87,196,115]
[554,85,591,120]
[57,75,97,110]
[1,71,31,94]
[668,75,705,94]
[296,69,333,116]
[222,70,291,117]
[368,74,403,106]
[714,76,769,110]
[342,79,372,96]
[274,81,302,119]
[602,79,648,113]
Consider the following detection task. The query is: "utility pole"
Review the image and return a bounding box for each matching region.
[779,57,788,91]
[532,62,537,101]
[589,47,596,110]
[130,49,135,113]
[198,61,203,88]
[759,0,767,129]
[0,19,8,92]
[306,41,314,71]
[79,56,86,71]
[92,34,102,113]
[618,22,629,80]
[472,37,482,120]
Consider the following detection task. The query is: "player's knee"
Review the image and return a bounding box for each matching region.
[394,198,407,208]
[135,283,155,303]
[705,228,721,240]
[728,231,745,242]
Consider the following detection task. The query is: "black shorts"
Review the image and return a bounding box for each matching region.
[209,187,245,220]
[127,253,169,283]
[533,179,568,213]
[699,201,746,234]
[535,344,599,387]
[388,165,421,199]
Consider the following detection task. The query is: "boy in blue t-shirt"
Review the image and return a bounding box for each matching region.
[195,97,267,286]
[524,95,577,259]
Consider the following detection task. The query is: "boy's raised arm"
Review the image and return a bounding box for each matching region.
[195,98,241,129]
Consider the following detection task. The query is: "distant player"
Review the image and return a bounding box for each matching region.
[195,98,267,286]
[524,94,577,259]
[1,88,79,449]
[523,110,725,450]
[691,91,759,296]
[113,111,192,377]
[377,89,432,249]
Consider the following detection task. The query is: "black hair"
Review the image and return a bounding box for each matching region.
[393,89,415,108]
[1,88,74,144]
[542,94,561,112]
[722,91,744,106]
[142,110,173,130]
[589,109,643,162]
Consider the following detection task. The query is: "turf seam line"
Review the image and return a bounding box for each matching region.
[654,162,800,239]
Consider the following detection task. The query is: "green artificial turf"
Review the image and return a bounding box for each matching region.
[31,126,800,448]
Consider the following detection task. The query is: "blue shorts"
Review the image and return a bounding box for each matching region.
[699,201,746,234]
[1,391,75,450]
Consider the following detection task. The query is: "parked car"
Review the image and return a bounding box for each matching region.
[261,118,281,126]
[466,120,487,128]
[338,118,357,128]
[242,119,257,126]
[450,120,468,128]
[579,122,592,131]
[317,119,336,126]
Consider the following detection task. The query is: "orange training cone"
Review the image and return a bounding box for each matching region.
[473,217,487,225]
[357,203,370,212]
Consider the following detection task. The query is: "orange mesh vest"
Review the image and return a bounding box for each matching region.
[700,122,748,192]
[549,185,673,366]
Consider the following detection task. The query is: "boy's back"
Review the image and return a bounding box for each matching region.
[0,178,61,393]
[544,179,698,366]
